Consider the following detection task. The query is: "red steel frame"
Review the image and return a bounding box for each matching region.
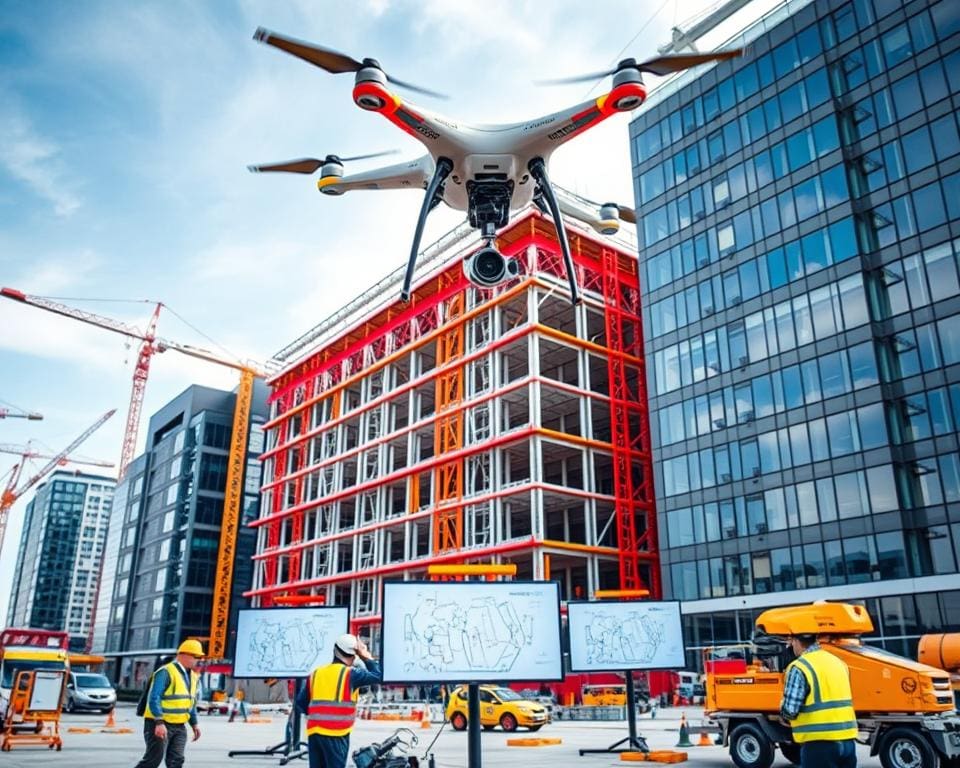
[251,211,660,605]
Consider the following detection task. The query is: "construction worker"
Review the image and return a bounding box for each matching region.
[228,683,248,722]
[780,633,858,768]
[297,633,382,768]
[133,639,204,768]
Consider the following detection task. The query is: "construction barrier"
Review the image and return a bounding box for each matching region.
[356,701,438,723]
[621,750,689,763]
[507,737,563,747]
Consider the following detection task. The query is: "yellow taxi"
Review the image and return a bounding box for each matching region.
[445,685,550,732]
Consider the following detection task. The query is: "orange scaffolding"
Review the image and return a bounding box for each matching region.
[251,210,660,627]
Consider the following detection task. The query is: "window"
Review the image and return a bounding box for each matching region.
[902,127,935,174]
[875,532,907,579]
[913,183,947,232]
[892,73,923,118]
[882,24,912,67]
[939,315,960,365]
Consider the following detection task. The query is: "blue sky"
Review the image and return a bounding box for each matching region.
[0,0,771,622]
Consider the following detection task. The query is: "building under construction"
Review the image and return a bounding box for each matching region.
[249,207,659,644]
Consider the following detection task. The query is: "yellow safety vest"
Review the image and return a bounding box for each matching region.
[306,663,357,737]
[786,649,858,742]
[144,662,198,725]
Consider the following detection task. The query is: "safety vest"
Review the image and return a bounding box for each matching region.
[306,663,357,737]
[144,662,198,725]
[785,649,858,742]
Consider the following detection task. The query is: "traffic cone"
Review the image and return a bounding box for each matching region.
[698,728,712,747]
[104,709,116,728]
[676,713,693,747]
[421,704,431,729]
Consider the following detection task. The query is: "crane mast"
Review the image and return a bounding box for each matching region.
[1,285,265,659]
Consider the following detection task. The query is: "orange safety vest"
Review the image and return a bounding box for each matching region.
[306,663,357,737]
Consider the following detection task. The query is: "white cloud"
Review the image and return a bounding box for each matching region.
[0,97,82,216]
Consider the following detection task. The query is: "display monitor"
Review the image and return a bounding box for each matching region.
[567,600,685,672]
[381,580,563,684]
[233,606,349,678]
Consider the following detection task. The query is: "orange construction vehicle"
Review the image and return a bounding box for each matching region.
[919,633,960,709]
[705,602,960,768]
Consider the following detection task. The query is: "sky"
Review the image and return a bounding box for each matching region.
[0,0,776,624]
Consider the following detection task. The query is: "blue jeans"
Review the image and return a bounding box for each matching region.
[307,733,350,768]
[800,739,857,768]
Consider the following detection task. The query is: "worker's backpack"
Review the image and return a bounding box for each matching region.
[136,672,157,717]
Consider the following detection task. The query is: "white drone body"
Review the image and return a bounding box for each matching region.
[249,29,741,304]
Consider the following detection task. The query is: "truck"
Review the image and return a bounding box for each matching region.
[704,602,960,768]
[0,629,70,726]
[918,633,960,709]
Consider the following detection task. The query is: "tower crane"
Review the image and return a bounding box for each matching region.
[0,406,43,421]
[0,409,116,559]
[0,443,114,468]
[0,286,267,659]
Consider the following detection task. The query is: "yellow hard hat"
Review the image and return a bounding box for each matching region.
[178,639,205,658]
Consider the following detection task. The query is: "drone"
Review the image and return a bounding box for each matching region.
[249,29,741,305]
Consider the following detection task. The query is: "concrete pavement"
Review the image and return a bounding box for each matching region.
[0,704,884,768]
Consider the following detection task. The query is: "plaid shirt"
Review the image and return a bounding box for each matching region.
[780,643,819,721]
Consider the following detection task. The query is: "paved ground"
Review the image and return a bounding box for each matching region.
[1,704,884,767]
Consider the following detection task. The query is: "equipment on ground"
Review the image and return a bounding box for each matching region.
[0,286,267,660]
[919,633,960,708]
[1,669,66,752]
[704,602,960,768]
[352,727,420,768]
[249,28,741,304]
[0,628,69,750]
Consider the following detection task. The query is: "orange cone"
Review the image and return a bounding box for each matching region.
[698,730,712,747]
[421,704,431,729]
[104,709,117,728]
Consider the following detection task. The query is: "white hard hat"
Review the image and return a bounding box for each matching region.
[334,633,358,656]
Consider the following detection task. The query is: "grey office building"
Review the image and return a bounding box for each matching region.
[7,471,115,651]
[96,383,267,686]
[632,0,960,665]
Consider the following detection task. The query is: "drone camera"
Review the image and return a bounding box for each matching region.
[598,203,621,235]
[464,245,519,288]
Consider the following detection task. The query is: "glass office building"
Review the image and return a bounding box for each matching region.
[7,471,115,651]
[96,383,267,686]
[631,0,960,665]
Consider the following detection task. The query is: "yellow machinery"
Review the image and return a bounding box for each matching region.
[704,602,960,768]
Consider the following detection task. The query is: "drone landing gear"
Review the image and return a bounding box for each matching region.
[402,157,453,302]
[528,157,580,306]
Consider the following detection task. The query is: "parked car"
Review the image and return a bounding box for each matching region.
[445,685,550,732]
[64,672,116,713]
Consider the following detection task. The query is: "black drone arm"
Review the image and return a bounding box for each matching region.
[528,158,580,305]
[401,157,453,302]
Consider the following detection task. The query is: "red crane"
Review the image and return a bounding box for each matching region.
[0,286,267,659]
[0,409,116,557]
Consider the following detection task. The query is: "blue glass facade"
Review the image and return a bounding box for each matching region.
[100,383,267,685]
[631,0,960,662]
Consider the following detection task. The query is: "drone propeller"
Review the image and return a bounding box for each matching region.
[537,49,743,86]
[247,150,399,175]
[253,28,447,99]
